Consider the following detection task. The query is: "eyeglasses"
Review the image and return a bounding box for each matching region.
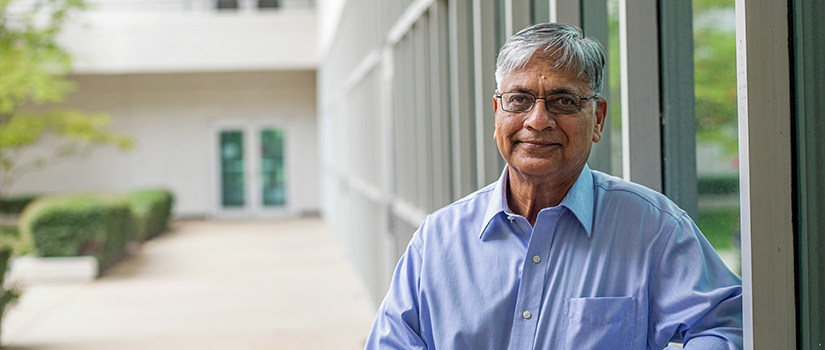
[494,91,599,114]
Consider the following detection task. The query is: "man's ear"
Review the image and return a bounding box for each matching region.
[592,98,607,143]
[492,96,500,140]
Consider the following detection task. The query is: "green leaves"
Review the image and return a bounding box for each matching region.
[693,4,738,156]
[0,0,80,116]
[0,111,133,151]
[0,0,133,195]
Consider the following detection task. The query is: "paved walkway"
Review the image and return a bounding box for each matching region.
[1,218,376,350]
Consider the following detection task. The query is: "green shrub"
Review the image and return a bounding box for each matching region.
[126,189,174,241]
[19,194,134,269]
[0,243,21,342]
[697,175,739,195]
[0,225,32,257]
[0,195,38,214]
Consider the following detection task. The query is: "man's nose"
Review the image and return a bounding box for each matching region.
[523,98,557,130]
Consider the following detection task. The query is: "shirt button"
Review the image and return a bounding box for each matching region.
[507,215,515,221]
[532,255,541,263]
[522,310,532,319]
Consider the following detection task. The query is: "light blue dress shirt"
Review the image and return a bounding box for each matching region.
[366,165,742,349]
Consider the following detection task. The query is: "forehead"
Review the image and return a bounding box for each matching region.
[500,57,589,93]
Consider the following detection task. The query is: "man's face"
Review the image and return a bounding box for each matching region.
[493,55,606,183]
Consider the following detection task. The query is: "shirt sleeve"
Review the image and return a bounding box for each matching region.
[364,232,427,350]
[649,213,743,350]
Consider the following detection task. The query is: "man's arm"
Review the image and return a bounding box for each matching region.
[364,234,428,350]
[650,213,743,350]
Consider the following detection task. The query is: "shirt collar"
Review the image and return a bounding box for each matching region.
[479,164,594,239]
[558,164,594,237]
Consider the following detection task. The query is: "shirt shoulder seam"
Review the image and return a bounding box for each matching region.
[593,182,685,221]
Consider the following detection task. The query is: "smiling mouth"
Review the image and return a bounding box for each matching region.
[519,140,559,147]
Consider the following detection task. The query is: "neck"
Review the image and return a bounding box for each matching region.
[506,167,583,226]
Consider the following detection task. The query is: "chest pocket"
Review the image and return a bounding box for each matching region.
[560,297,636,349]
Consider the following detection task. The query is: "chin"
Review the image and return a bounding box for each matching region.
[510,162,560,178]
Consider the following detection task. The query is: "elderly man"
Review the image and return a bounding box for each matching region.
[366,23,742,349]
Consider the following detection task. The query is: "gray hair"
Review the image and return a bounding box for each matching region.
[495,23,606,95]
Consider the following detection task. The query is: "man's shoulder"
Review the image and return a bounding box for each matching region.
[590,170,686,220]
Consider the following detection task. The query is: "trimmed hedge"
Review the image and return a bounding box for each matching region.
[697,175,739,195]
[19,194,134,270]
[0,195,38,214]
[126,189,174,241]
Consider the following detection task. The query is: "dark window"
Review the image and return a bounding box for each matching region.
[258,0,279,9]
[216,0,238,10]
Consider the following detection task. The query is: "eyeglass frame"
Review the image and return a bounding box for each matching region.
[494,91,600,114]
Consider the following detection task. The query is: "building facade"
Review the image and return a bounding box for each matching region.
[10,0,320,218]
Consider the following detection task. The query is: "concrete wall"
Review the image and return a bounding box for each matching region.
[10,70,319,218]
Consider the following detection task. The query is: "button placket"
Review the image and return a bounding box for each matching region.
[508,215,559,348]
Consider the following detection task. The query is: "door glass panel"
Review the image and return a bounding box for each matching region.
[260,129,286,207]
[692,0,740,274]
[220,130,246,207]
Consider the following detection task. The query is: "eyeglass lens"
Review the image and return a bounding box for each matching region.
[500,92,583,114]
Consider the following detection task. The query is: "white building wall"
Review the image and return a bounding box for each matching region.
[11,71,319,218]
[59,10,317,74]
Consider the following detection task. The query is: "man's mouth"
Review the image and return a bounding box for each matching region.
[518,140,558,147]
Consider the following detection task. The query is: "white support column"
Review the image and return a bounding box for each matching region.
[413,17,433,211]
[378,46,397,297]
[618,0,661,192]
[429,0,452,208]
[448,0,477,199]
[735,0,796,348]
[472,0,500,186]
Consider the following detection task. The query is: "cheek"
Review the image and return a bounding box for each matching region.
[498,116,521,133]
[494,115,515,140]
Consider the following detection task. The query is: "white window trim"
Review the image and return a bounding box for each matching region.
[735,1,796,348]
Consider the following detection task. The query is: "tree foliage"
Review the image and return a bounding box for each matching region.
[606,0,738,159]
[0,0,132,196]
[693,0,738,156]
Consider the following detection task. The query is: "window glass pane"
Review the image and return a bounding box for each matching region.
[531,0,549,24]
[260,129,286,207]
[258,0,279,9]
[216,0,239,10]
[693,0,740,274]
[606,0,623,176]
[220,130,245,207]
[495,0,507,49]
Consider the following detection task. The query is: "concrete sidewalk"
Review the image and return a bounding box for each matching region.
[1,218,376,350]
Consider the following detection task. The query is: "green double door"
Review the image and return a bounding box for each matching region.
[218,127,286,214]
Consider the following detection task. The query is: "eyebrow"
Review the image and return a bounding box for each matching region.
[549,87,576,95]
[507,87,578,95]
